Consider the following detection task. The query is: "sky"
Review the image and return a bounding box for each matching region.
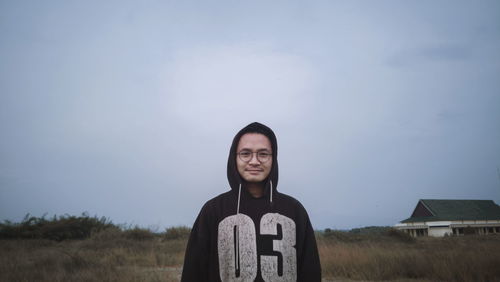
[1,0,499,230]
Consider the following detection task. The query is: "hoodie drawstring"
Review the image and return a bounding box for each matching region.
[270,180,273,203]
[235,183,241,274]
[237,181,273,211]
[237,183,242,214]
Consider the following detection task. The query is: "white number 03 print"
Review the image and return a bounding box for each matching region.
[218,213,297,282]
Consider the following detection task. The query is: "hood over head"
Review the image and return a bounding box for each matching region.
[227,122,279,197]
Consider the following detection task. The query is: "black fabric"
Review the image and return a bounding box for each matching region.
[181,122,321,282]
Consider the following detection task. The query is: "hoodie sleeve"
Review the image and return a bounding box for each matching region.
[180,202,212,282]
[296,203,322,282]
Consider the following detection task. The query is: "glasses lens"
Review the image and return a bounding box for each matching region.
[257,152,271,162]
[239,151,252,162]
[238,151,271,162]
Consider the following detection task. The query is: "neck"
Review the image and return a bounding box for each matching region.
[245,182,265,198]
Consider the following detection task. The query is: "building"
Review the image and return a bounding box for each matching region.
[395,199,500,237]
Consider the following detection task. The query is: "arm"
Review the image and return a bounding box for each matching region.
[181,203,211,282]
[297,205,322,282]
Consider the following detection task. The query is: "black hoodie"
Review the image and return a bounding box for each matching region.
[181,122,321,282]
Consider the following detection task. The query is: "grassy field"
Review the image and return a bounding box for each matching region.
[0,229,187,282]
[318,229,500,281]
[2,216,500,281]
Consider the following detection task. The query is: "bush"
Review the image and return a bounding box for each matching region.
[123,227,156,241]
[319,226,416,243]
[350,226,392,235]
[322,229,358,242]
[464,226,476,235]
[0,213,115,241]
[385,228,415,243]
[164,226,191,240]
[90,226,122,241]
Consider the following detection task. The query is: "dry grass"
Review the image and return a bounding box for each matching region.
[2,228,500,281]
[0,231,187,282]
[318,234,500,281]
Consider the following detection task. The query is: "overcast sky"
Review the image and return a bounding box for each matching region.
[1,0,499,230]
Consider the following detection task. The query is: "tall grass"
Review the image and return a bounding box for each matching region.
[318,229,500,281]
[0,227,189,281]
[0,214,189,281]
[2,215,500,281]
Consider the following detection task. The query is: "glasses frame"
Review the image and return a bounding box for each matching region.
[237,150,272,163]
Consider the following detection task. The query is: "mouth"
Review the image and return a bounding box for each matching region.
[246,169,263,174]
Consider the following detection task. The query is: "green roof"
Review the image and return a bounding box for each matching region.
[401,199,500,223]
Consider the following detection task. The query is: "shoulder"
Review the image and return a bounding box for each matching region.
[203,190,233,206]
[197,190,234,215]
[275,191,311,220]
[276,192,315,235]
[192,190,234,226]
[276,192,306,210]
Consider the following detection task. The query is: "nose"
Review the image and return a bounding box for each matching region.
[248,152,260,165]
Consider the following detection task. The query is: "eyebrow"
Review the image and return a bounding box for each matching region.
[239,148,272,153]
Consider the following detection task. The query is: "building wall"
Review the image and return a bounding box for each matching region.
[427,221,452,227]
[428,226,451,237]
[457,220,500,225]
[395,220,500,237]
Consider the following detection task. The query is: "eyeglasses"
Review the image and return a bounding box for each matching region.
[237,150,272,163]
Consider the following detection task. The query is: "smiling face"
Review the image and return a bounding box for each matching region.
[236,133,273,183]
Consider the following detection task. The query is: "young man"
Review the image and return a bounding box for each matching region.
[181,122,321,281]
